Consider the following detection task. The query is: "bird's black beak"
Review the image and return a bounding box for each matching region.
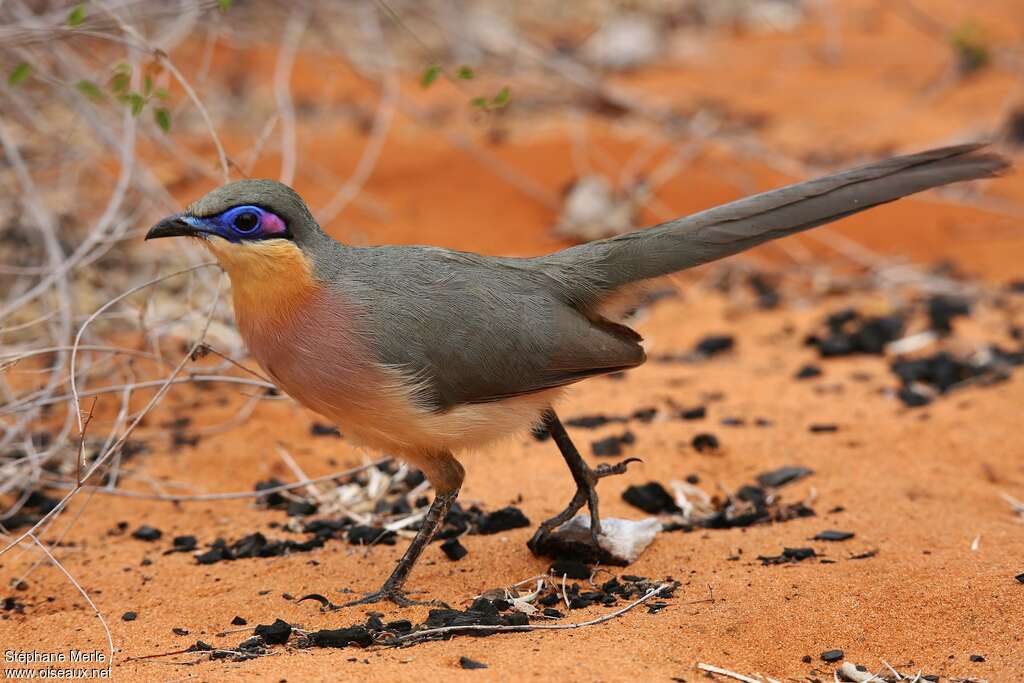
[145,214,205,241]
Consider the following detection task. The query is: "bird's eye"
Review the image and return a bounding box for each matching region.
[233,210,260,233]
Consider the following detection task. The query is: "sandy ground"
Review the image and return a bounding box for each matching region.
[2,1,1024,681]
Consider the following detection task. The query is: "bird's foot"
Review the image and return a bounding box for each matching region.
[528,456,641,552]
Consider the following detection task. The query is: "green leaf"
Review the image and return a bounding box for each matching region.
[153,107,171,133]
[218,0,232,11]
[420,64,441,88]
[67,3,87,27]
[455,65,475,80]
[469,96,488,109]
[75,79,105,102]
[143,74,153,96]
[490,86,510,108]
[127,92,145,116]
[154,88,169,100]
[109,71,130,94]
[8,62,31,87]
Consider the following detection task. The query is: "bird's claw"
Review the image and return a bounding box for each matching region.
[529,455,641,553]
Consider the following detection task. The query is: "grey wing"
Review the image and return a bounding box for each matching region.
[341,246,645,411]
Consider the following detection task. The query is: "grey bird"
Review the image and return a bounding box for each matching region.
[146,144,1008,606]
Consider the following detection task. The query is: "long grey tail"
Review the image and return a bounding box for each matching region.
[544,144,1009,306]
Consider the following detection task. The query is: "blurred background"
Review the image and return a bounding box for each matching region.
[1,0,1022,594]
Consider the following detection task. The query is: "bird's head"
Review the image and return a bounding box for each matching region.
[146,179,329,282]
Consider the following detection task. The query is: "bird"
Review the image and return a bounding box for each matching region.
[146,144,1007,606]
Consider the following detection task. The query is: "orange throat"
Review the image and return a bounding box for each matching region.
[201,236,319,332]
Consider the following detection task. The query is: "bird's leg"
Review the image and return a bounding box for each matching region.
[528,408,640,552]
[342,453,464,608]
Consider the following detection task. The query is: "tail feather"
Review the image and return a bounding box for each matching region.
[543,144,1010,307]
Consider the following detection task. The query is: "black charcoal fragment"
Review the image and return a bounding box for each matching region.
[459,656,488,670]
[694,335,735,357]
[821,649,844,662]
[440,538,468,561]
[756,466,812,488]
[622,483,679,514]
[795,364,823,379]
[591,431,635,457]
[121,611,137,621]
[691,433,719,453]
[347,526,396,546]
[679,406,707,420]
[814,530,854,542]
[131,525,162,542]
[308,626,373,648]
[286,500,318,517]
[254,618,292,645]
[310,422,341,437]
[809,424,838,433]
[476,507,530,534]
[758,547,816,565]
[549,560,591,580]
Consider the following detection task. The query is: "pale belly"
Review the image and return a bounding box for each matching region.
[244,317,558,459]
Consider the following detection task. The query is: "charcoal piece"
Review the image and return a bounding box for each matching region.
[679,406,706,420]
[591,431,635,457]
[691,433,719,453]
[632,407,658,422]
[758,547,816,565]
[309,422,341,437]
[736,485,767,507]
[476,507,530,534]
[622,483,679,514]
[897,386,932,407]
[254,618,292,645]
[131,525,162,542]
[567,414,619,429]
[927,295,970,333]
[814,530,854,542]
[196,546,229,565]
[386,620,413,633]
[347,526,396,546]
[855,315,905,354]
[254,478,287,508]
[308,626,373,648]
[795,364,823,379]
[821,649,844,662]
[459,656,488,670]
[286,500,318,517]
[440,538,468,561]
[170,535,197,552]
[694,335,735,357]
[23,491,59,514]
[121,611,137,621]
[549,560,591,580]
[231,616,247,626]
[756,466,812,488]
[809,424,838,433]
